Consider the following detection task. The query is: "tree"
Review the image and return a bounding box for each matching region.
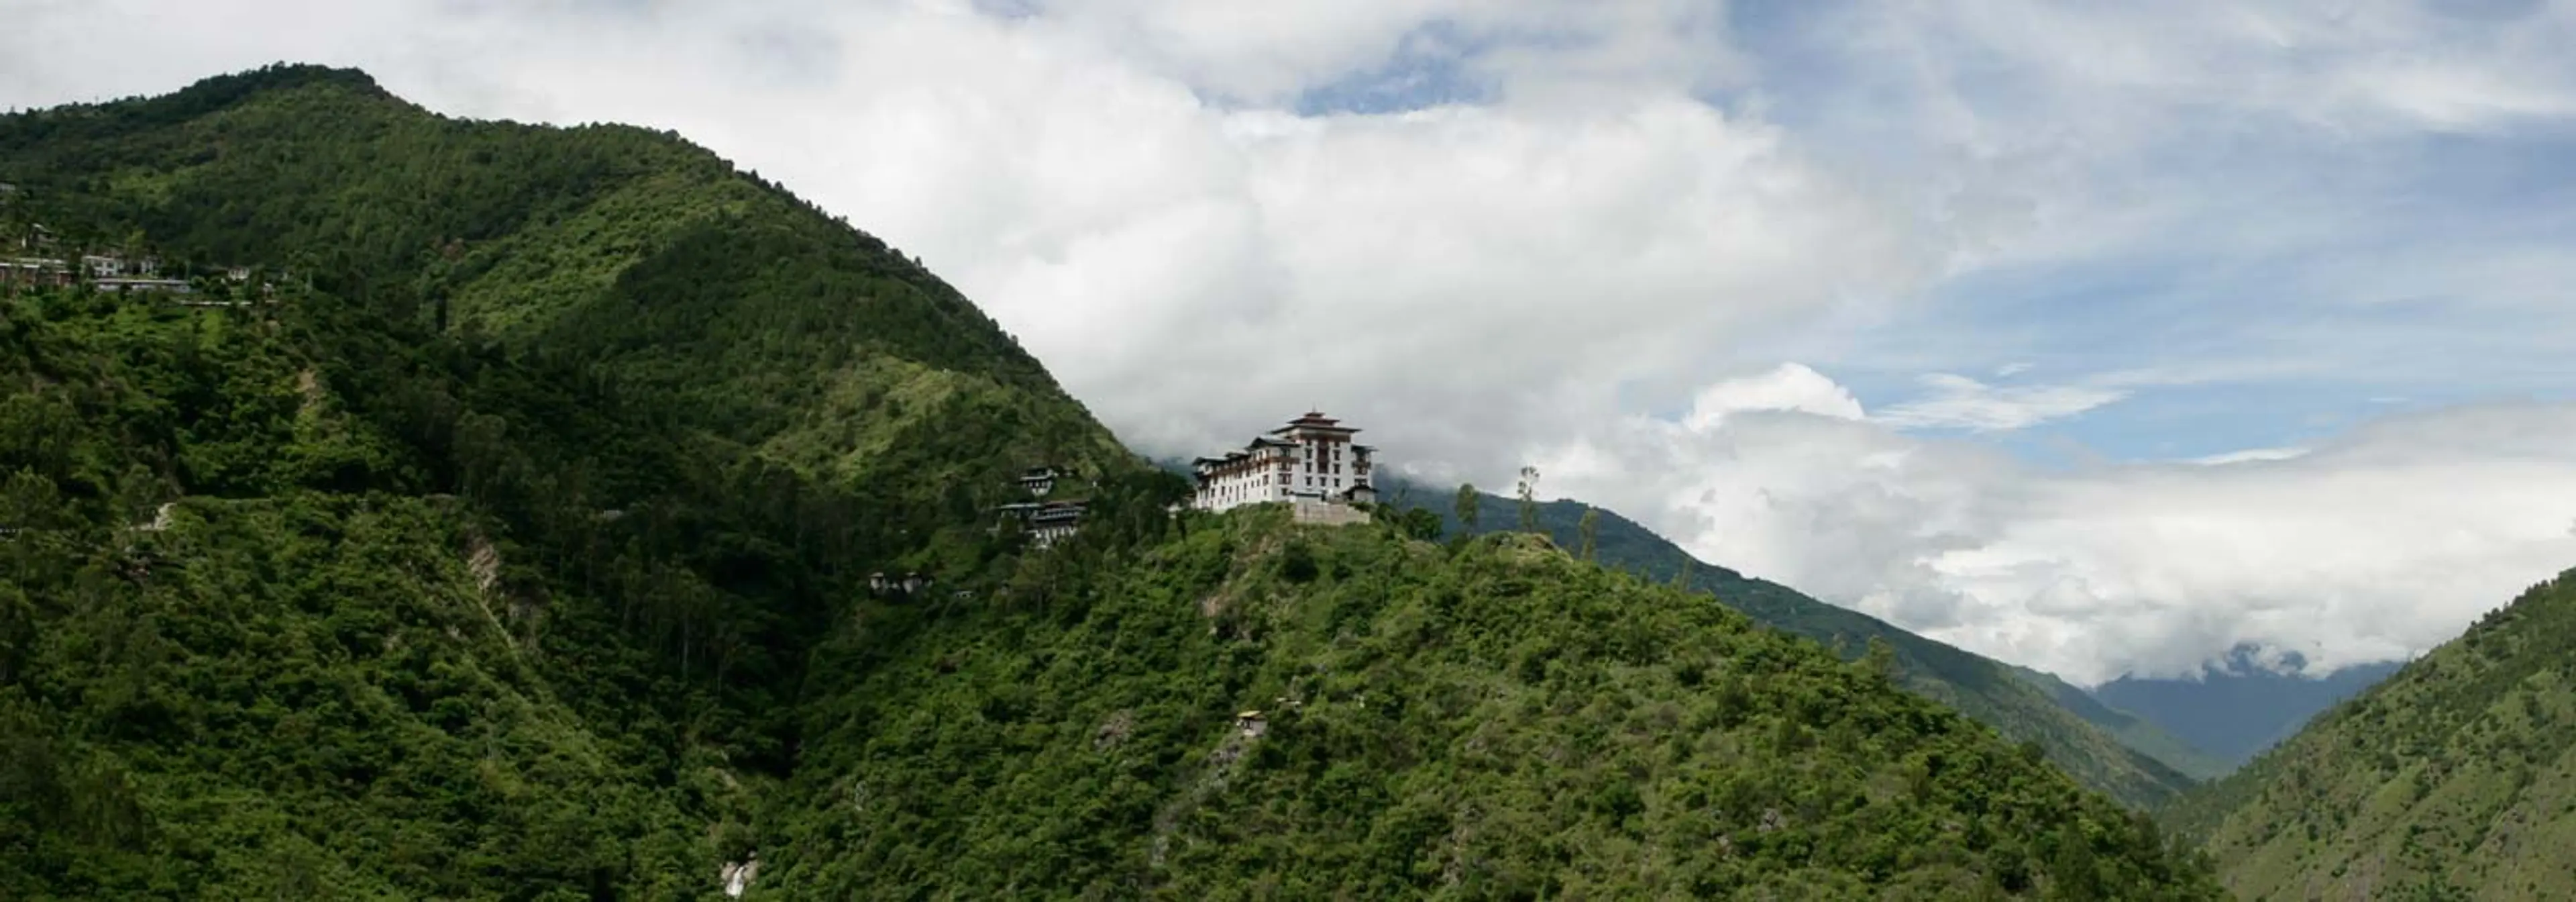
[1454,483,1479,537]
[1864,636,1898,683]
[1577,507,1599,562]
[1397,507,1443,542]
[1515,466,1540,532]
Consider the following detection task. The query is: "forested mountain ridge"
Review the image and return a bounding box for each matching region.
[0,63,1131,501]
[770,508,2222,897]
[0,64,1137,898]
[2165,570,2576,899]
[1378,481,2210,805]
[3,66,2217,897]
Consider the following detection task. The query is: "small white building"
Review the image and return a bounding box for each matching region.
[0,257,70,287]
[1028,501,1085,548]
[994,464,1089,548]
[95,277,192,295]
[1018,465,1064,497]
[1190,411,1379,513]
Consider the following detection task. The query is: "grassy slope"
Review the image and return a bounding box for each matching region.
[771,509,2221,898]
[1378,482,2208,807]
[2166,570,2576,901]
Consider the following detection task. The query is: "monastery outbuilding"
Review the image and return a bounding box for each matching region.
[994,464,1089,548]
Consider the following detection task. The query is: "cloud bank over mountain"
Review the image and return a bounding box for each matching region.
[1547,373,2576,683]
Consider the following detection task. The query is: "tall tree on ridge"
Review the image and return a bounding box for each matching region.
[1454,483,1479,538]
[1515,466,1540,533]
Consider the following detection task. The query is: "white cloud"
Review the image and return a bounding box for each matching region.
[1682,363,1866,430]
[1875,372,2127,432]
[2347,58,2576,132]
[1546,371,2576,685]
[1816,0,2576,142]
[1018,0,1752,107]
[2188,447,2309,466]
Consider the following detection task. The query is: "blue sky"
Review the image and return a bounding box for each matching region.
[1750,3,2576,470]
[9,0,2576,683]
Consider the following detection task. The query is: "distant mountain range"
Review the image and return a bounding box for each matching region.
[2093,650,2404,770]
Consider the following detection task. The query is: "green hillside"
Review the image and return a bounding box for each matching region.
[2,66,2217,897]
[0,64,1129,502]
[771,509,2219,897]
[0,64,1128,898]
[2166,570,2576,900]
[1383,483,2210,805]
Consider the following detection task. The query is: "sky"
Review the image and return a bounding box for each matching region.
[7,0,2576,685]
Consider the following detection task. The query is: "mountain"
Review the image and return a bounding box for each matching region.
[2010,666,2235,783]
[0,64,1135,898]
[0,65,1128,500]
[1374,479,2211,806]
[2092,651,2403,771]
[0,66,2217,897]
[2166,569,2576,899]
[772,509,2220,897]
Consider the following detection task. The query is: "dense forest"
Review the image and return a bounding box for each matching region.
[1375,480,2214,802]
[0,64,1136,898]
[3,64,2220,897]
[2167,571,2576,899]
[767,508,2221,897]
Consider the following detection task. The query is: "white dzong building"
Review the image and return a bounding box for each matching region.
[1191,411,1379,513]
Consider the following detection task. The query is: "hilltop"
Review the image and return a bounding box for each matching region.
[2165,570,2576,899]
[2,66,2214,897]
[1379,481,2213,803]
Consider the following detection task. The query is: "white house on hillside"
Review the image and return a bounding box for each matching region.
[1191,411,1378,513]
